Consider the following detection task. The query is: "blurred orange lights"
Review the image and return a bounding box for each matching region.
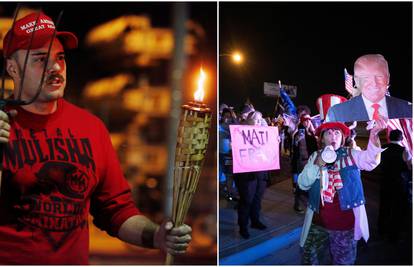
[146,178,158,188]
[194,67,206,102]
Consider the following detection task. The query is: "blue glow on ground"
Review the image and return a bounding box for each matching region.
[220,227,302,265]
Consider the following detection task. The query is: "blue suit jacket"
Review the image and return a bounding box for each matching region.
[327,95,412,122]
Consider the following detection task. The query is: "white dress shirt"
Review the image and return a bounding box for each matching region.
[361,95,389,120]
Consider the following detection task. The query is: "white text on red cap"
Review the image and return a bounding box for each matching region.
[20,19,55,34]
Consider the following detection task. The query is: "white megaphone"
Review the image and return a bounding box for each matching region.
[321,144,337,164]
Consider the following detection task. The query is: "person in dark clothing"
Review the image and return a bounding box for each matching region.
[234,171,268,239]
[219,108,238,202]
[291,114,318,213]
[378,129,412,241]
[233,111,268,239]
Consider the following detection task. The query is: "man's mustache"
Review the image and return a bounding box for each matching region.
[46,74,65,84]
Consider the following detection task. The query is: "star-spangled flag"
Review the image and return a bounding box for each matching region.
[387,118,413,158]
[344,68,354,95]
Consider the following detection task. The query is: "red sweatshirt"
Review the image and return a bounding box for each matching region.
[0,99,140,264]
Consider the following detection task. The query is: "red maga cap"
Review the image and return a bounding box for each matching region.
[3,12,78,58]
[315,122,350,138]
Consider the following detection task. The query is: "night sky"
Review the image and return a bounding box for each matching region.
[220,2,412,116]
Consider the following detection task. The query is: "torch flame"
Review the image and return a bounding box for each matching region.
[194,68,206,102]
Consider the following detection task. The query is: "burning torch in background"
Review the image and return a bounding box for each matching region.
[165,68,212,265]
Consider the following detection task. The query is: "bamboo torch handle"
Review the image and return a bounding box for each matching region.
[164,106,210,265]
[165,253,174,265]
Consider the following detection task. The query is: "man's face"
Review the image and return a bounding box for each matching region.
[241,112,249,121]
[322,129,343,150]
[247,113,262,126]
[222,111,232,124]
[354,61,389,103]
[302,119,311,129]
[8,38,66,103]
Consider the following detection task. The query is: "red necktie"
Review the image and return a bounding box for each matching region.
[372,103,380,120]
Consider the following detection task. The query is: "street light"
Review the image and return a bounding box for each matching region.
[231,52,243,64]
[220,51,244,65]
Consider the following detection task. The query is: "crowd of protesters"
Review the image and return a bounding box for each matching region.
[219,102,321,216]
[219,100,412,264]
[220,54,412,265]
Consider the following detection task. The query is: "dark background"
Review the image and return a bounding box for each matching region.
[220,2,412,116]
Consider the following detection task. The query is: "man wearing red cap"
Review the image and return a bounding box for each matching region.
[0,12,191,264]
[297,118,387,264]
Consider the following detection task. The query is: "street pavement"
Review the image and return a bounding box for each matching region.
[219,156,412,265]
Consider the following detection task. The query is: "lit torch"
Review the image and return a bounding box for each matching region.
[165,68,212,265]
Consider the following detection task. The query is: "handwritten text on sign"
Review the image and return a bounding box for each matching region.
[229,125,280,173]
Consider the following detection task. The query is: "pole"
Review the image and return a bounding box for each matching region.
[164,0,188,250]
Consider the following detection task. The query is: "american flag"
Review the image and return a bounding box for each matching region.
[344,68,354,95]
[387,118,413,158]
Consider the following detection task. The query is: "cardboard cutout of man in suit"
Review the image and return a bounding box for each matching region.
[326,54,412,122]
